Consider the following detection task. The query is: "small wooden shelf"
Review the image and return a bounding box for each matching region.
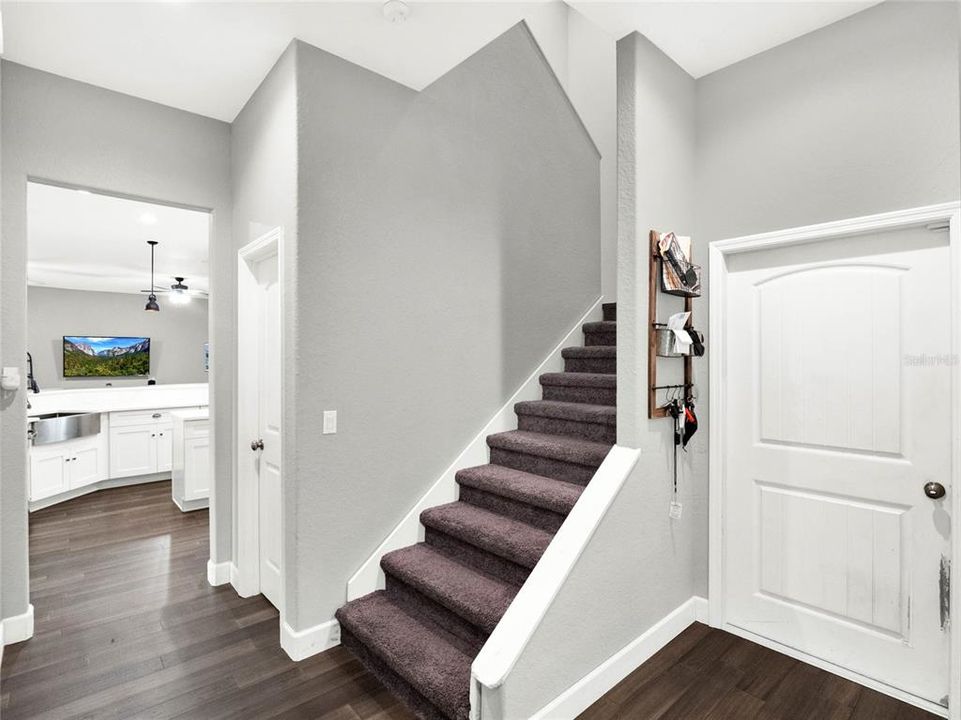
[648,229,694,419]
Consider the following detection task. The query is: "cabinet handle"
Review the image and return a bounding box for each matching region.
[151,434,156,438]
[152,413,162,419]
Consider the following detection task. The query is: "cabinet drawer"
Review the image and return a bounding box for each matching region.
[184,420,210,440]
[111,409,173,427]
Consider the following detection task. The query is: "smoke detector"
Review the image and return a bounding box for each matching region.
[382,0,410,24]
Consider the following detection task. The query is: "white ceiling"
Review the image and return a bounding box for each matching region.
[0,1,880,123]
[27,182,211,296]
[570,1,882,78]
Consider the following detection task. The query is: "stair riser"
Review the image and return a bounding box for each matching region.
[563,356,616,374]
[584,331,616,347]
[489,447,598,486]
[541,384,616,406]
[340,628,459,720]
[424,528,531,587]
[458,485,566,533]
[385,575,488,653]
[517,414,616,444]
[602,303,616,322]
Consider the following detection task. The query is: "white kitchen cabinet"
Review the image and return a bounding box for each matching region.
[108,411,177,479]
[30,434,106,501]
[171,409,210,511]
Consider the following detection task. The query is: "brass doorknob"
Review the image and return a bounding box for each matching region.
[924,482,946,500]
[251,439,264,452]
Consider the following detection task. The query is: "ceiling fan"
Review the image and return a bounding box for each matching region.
[140,240,208,310]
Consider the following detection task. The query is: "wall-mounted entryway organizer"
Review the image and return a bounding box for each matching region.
[648,229,700,419]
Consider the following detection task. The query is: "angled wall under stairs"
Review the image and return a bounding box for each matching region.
[336,303,617,720]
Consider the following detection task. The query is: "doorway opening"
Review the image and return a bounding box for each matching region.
[25,178,215,612]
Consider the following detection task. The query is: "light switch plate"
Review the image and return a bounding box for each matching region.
[323,410,337,435]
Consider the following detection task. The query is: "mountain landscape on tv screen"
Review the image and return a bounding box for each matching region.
[63,337,150,377]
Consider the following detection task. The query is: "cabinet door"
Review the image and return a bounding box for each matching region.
[68,439,103,489]
[155,424,174,474]
[30,448,67,501]
[183,435,211,501]
[109,425,157,478]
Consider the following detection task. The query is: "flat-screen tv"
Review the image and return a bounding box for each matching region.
[63,336,150,377]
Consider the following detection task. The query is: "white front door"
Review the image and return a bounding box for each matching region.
[254,251,283,609]
[723,225,952,709]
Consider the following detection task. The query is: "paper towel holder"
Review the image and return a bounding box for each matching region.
[1,366,22,392]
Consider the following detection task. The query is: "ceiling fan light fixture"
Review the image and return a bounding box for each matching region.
[169,276,191,305]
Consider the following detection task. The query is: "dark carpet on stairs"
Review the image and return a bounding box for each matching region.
[336,302,617,720]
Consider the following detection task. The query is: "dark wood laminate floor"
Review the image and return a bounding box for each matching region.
[0,482,939,720]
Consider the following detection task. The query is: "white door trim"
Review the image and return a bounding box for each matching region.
[708,201,961,719]
[236,227,285,609]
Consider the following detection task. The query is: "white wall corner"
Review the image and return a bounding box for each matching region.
[346,297,604,601]
[281,618,341,661]
[528,596,703,720]
[2,604,35,646]
[207,559,234,587]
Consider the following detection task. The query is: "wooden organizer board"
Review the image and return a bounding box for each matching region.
[648,229,694,419]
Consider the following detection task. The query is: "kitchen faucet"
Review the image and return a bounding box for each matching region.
[26,352,40,393]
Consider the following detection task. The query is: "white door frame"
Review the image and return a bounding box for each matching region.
[708,202,961,719]
[235,227,285,605]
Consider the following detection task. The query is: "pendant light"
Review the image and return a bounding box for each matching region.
[145,240,160,312]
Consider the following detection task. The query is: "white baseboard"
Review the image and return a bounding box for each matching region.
[207,559,234,587]
[2,604,35,646]
[530,596,707,720]
[281,618,341,661]
[347,297,604,601]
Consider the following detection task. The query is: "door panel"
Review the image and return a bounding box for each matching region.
[723,226,951,707]
[256,252,283,609]
[155,424,174,473]
[69,441,103,489]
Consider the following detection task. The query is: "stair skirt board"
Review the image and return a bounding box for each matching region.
[525,597,709,720]
[280,617,342,661]
[1,604,35,646]
[337,301,619,720]
[347,297,604,602]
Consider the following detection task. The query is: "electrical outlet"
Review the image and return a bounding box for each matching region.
[323,410,337,435]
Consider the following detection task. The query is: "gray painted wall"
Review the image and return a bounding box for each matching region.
[1,62,232,621]
[27,286,209,388]
[696,0,960,243]
[290,23,600,630]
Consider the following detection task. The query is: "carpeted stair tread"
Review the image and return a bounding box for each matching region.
[456,463,584,515]
[539,372,616,388]
[382,544,519,634]
[561,346,616,360]
[421,501,553,569]
[487,430,611,467]
[514,399,616,426]
[335,591,472,720]
[582,321,617,334]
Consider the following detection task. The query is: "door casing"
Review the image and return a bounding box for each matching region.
[708,202,961,719]
[236,227,285,614]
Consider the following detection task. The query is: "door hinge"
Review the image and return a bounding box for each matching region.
[940,554,950,632]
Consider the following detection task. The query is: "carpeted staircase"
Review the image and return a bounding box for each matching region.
[335,303,617,720]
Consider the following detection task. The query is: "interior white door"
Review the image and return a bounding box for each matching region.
[254,252,283,609]
[723,226,952,708]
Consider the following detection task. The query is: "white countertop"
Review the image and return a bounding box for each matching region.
[27,383,208,417]
[169,408,209,422]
